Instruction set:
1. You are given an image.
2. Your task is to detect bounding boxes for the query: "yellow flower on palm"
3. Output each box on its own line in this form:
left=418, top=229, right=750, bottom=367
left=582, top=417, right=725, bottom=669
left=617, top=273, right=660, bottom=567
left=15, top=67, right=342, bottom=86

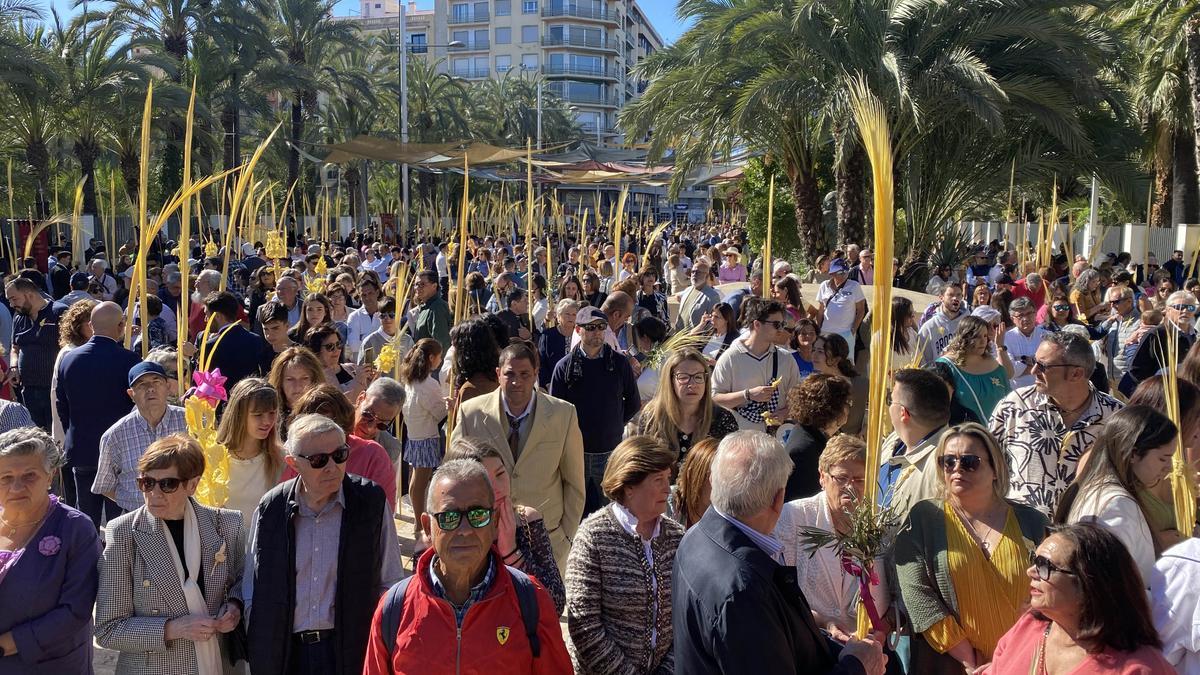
left=204, top=240, right=218, bottom=257
left=375, top=343, right=398, bottom=374
left=306, top=276, right=327, bottom=295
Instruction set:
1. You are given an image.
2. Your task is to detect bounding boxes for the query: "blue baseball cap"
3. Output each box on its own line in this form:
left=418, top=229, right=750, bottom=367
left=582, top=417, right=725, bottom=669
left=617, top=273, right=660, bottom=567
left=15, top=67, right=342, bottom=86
left=128, top=361, right=168, bottom=388
left=829, top=258, right=849, bottom=274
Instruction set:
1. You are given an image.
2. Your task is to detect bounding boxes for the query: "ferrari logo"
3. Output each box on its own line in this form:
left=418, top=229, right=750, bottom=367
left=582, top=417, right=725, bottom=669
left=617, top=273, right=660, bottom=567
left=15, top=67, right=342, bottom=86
left=496, top=627, right=511, bottom=645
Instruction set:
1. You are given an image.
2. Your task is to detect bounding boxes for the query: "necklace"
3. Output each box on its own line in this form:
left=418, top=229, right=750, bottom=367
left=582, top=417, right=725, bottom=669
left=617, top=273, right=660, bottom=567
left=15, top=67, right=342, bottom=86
left=1035, top=622, right=1052, bottom=675
left=0, top=499, right=51, bottom=538
left=953, top=502, right=1002, bottom=555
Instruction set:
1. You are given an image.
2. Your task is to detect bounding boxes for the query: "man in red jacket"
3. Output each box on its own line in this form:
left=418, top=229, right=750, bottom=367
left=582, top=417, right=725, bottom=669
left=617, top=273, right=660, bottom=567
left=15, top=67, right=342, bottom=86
left=363, top=459, right=571, bottom=674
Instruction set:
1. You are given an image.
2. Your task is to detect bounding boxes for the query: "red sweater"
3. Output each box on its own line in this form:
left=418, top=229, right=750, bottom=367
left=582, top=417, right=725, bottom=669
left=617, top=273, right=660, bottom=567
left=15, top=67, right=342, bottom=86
left=362, top=547, right=572, bottom=675
left=984, top=612, right=1176, bottom=674
left=281, top=435, right=396, bottom=508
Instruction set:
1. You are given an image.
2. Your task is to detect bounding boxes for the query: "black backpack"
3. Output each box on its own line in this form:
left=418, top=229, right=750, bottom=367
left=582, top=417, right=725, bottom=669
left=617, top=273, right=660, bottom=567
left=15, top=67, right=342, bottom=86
left=380, top=566, right=541, bottom=658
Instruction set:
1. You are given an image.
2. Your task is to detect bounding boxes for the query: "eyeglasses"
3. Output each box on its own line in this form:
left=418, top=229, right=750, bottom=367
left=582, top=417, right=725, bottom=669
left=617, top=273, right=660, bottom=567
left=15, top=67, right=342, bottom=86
left=1029, top=551, right=1075, bottom=581
left=380, top=312, right=396, bottom=320
left=761, top=320, right=785, bottom=329
left=827, top=473, right=866, bottom=488
left=297, top=444, right=350, bottom=469
left=673, top=372, right=706, bottom=386
left=1169, top=304, right=1198, bottom=313
left=938, top=454, right=983, bottom=473
left=581, top=323, right=605, bottom=332
left=136, top=476, right=184, bottom=494
left=359, top=408, right=390, bottom=431
left=1032, top=359, right=1075, bottom=372
left=432, top=506, right=493, bottom=531
left=320, top=342, right=343, bottom=353
left=1052, top=304, right=1071, bottom=312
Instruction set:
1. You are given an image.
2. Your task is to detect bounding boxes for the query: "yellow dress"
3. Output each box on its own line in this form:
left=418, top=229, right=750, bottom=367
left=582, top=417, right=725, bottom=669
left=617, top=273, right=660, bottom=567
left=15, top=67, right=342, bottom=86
left=924, top=502, right=1032, bottom=660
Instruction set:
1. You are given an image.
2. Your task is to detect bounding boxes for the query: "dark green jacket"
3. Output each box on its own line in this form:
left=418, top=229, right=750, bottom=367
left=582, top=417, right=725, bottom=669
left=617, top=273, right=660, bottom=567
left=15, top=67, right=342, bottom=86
left=414, top=294, right=451, bottom=351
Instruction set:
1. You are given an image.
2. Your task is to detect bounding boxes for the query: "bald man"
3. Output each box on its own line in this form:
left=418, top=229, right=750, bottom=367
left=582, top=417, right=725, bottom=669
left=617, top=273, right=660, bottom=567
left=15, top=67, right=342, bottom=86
left=55, top=301, right=142, bottom=525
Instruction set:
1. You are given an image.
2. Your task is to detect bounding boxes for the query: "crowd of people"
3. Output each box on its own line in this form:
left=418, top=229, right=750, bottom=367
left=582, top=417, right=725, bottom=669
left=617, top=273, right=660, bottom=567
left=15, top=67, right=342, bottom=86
left=0, top=225, right=1198, bottom=675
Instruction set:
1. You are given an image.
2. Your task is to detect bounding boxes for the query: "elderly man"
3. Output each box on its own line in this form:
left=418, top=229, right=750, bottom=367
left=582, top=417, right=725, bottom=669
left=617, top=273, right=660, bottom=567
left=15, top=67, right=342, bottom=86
left=92, top=362, right=187, bottom=515
left=187, top=268, right=222, bottom=337
left=675, top=259, right=721, bottom=332
left=991, top=331, right=1123, bottom=517
left=1125, top=290, right=1197, bottom=394
left=413, top=270, right=452, bottom=352
left=453, top=342, right=584, bottom=575
left=274, top=274, right=304, bottom=326
left=244, top=413, right=404, bottom=675
left=88, top=258, right=117, bottom=300
left=354, top=376, right=406, bottom=468
left=1005, top=297, right=1046, bottom=389
left=1099, top=284, right=1141, bottom=386
left=814, top=259, right=867, bottom=360
left=537, top=299, right=578, bottom=388
left=362, top=459, right=571, bottom=674
left=672, top=431, right=887, bottom=675
left=848, top=249, right=875, bottom=286
left=7, top=277, right=68, bottom=430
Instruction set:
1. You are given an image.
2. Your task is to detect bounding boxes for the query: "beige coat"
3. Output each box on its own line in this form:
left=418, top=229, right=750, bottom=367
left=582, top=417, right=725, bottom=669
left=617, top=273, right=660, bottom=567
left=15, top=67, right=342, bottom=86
left=452, top=388, right=585, bottom=576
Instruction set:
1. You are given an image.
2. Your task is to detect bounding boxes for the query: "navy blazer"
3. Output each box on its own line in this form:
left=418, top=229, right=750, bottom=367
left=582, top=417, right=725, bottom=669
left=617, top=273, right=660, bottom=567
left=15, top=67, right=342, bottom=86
left=56, top=336, right=141, bottom=467
left=203, top=323, right=268, bottom=390
left=672, top=508, right=865, bottom=675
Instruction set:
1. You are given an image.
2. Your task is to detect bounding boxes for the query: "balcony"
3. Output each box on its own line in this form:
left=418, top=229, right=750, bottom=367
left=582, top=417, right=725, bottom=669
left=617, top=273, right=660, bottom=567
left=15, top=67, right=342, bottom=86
left=542, top=5, right=619, bottom=25
left=541, top=35, right=617, bottom=52
left=448, top=39, right=490, bottom=52
left=448, top=10, right=489, bottom=24
left=546, top=87, right=618, bottom=107
left=451, top=66, right=492, bottom=79
left=542, top=63, right=615, bottom=80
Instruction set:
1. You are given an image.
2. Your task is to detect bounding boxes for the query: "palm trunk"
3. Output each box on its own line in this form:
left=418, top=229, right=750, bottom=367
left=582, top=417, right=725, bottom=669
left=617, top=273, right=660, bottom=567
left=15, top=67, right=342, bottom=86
left=1151, top=127, right=1173, bottom=229
left=24, top=137, right=50, bottom=218
left=1185, top=18, right=1200, bottom=213
left=120, top=147, right=139, bottom=211
left=74, top=138, right=100, bottom=216
left=836, top=143, right=866, bottom=247
left=288, top=92, right=303, bottom=202
left=1173, top=128, right=1199, bottom=227
left=787, top=164, right=825, bottom=267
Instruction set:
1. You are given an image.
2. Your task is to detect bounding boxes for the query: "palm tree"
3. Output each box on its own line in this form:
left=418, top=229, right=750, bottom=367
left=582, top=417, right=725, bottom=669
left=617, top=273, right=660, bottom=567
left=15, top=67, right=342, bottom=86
left=268, top=0, right=358, bottom=200
left=319, top=37, right=385, bottom=226
left=469, top=72, right=579, bottom=146
left=2, top=19, right=60, bottom=217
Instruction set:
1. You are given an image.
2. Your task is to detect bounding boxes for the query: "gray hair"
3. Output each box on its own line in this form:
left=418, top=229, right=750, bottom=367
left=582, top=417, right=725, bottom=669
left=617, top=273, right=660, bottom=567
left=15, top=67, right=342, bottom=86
left=165, top=271, right=182, bottom=284
left=1106, top=285, right=1133, bottom=301
left=1026, top=272, right=1042, bottom=287
left=285, top=413, right=346, bottom=455
left=1010, top=297, right=1034, bottom=313
left=1167, top=290, right=1198, bottom=307
left=1042, top=331, right=1095, bottom=372
left=709, top=431, right=792, bottom=520
left=555, top=298, right=581, bottom=315
left=90, top=258, right=108, bottom=270
left=426, top=458, right=494, bottom=513
left=365, top=376, right=406, bottom=408
left=0, top=427, right=65, bottom=473
left=197, top=269, right=221, bottom=288
left=1073, top=269, right=1099, bottom=293
left=144, top=348, right=178, bottom=375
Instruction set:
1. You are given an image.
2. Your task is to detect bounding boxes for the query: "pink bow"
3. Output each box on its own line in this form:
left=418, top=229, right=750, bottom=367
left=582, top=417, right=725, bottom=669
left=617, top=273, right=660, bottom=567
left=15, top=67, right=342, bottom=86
left=841, top=555, right=885, bottom=632
left=192, top=369, right=228, bottom=406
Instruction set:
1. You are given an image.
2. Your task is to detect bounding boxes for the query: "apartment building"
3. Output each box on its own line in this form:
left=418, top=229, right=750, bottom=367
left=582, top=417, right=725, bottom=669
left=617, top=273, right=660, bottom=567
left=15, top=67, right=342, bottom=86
left=340, top=0, right=435, bottom=52
left=432, top=0, right=664, bottom=144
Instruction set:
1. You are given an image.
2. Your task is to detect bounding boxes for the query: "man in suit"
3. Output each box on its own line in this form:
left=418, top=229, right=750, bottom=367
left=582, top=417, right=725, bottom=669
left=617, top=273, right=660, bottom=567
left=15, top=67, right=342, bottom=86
left=451, top=341, right=584, bottom=576
left=200, top=291, right=268, bottom=391
left=672, top=430, right=887, bottom=675
left=56, top=301, right=141, bottom=526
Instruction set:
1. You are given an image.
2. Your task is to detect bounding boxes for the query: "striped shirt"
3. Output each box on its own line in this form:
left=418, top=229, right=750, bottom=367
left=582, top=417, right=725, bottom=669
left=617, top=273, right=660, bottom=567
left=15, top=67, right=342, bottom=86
left=12, top=300, right=67, bottom=388
left=92, top=406, right=187, bottom=510
left=0, top=399, right=33, bottom=432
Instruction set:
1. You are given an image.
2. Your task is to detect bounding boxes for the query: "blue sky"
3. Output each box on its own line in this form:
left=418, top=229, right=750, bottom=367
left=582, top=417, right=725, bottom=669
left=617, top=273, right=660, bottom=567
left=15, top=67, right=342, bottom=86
left=45, top=0, right=691, bottom=43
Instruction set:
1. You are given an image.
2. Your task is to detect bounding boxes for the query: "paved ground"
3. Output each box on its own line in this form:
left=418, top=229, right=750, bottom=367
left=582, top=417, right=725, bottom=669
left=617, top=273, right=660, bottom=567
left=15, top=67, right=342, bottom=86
left=92, top=497, right=569, bottom=673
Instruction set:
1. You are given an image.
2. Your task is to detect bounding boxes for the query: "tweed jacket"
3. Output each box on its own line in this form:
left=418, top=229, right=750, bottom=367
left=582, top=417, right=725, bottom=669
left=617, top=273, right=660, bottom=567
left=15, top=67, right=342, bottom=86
left=451, top=388, right=585, bottom=574
left=564, top=505, right=684, bottom=674
left=894, top=498, right=1048, bottom=635
left=94, top=499, right=245, bottom=675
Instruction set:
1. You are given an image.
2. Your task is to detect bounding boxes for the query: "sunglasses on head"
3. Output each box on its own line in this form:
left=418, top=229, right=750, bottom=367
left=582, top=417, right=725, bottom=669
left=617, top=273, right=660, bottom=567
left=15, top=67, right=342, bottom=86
left=297, top=444, right=350, bottom=469
left=433, top=506, right=493, bottom=531
left=1029, top=550, right=1075, bottom=581
left=939, top=454, right=984, bottom=473
left=136, top=476, right=184, bottom=494
left=320, top=342, right=342, bottom=352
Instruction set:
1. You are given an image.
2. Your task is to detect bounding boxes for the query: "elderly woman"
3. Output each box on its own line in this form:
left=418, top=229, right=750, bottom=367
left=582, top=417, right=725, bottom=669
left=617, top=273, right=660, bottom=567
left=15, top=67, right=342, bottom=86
left=775, top=435, right=890, bottom=639
left=985, top=524, right=1173, bottom=674
left=95, top=435, right=244, bottom=675
left=565, top=436, right=683, bottom=674
left=1070, top=269, right=1109, bottom=325
left=624, top=349, right=738, bottom=463
left=783, top=372, right=853, bottom=500
left=1054, top=405, right=1175, bottom=586
left=0, top=428, right=101, bottom=674
left=896, top=423, right=1048, bottom=674
left=445, top=439, right=566, bottom=614
left=934, top=315, right=1013, bottom=421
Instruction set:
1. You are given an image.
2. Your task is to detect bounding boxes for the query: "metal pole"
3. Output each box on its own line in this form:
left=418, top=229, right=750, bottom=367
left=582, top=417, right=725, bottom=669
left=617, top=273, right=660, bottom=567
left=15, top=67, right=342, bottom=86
left=536, top=81, right=543, bottom=151
left=1085, top=173, right=1099, bottom=262
left=400, top=2, right=410, bottom=239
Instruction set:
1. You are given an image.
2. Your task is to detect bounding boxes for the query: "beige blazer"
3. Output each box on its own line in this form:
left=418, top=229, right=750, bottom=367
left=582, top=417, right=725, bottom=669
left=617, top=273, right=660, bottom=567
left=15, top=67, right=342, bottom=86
left=452, top=388, right=585, bottom=575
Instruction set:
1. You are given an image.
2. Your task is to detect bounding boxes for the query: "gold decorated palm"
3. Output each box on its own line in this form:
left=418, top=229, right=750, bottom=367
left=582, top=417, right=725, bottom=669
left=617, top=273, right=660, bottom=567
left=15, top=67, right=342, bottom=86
left=187, top=396, right=230, bottom=507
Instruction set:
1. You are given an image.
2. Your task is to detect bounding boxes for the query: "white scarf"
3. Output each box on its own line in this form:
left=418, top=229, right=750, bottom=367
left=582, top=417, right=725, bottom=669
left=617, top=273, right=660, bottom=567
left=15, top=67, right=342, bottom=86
left=161, top=501, right=222, bottom=675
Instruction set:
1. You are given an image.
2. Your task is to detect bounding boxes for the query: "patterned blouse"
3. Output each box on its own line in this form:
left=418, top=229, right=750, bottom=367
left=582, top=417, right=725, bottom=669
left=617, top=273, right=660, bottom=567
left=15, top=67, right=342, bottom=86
left=515, top=506, right=565, bottom=615
left=624, top=404, right=739, bottom=462
left=989, top=384, right=1123, bottom=518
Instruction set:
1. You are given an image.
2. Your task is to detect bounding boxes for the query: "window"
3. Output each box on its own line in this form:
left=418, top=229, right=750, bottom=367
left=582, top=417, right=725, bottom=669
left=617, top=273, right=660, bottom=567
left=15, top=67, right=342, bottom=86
left=409, top=33, right=427, bottom=53
left=452, top=58, right=470, bottom=76
left=374, top=3, right=381, bottom=8
left=521, top=25, right=538, bottom=43
left=474, top=57, right=488, bottom=75
left=496, top=54, right=512, bottom=72
left=452, top=3, right=469, bottom=21
left=521, top=53, right=538, bottom=70
left=522, top=0, right=538, bottom=13
left=474, top=1, right=488, bottom=18
left=495, top=27, right=511, bottom=44
left=495, top=0, right=512, bottom=15
left=452, top=30, right=469, bottom=47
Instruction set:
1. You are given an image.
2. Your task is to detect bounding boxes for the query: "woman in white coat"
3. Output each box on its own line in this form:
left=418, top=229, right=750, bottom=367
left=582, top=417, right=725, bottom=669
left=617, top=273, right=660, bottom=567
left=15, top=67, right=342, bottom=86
left=1053, top=405, right=1176, bottom=587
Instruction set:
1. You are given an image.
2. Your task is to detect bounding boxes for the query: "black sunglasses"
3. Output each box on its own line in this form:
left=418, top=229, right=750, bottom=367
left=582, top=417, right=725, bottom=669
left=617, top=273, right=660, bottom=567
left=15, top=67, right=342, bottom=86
left=1029, top=550, right=1075, bottom=581
left=939, top=454, right=983, bottom=473
left=136, top=476, right=184, bottom=494
left=379, top=311, right=396, bottom=320
left=320, top=342, right=343, bottom=352
left=433, top=506, right=494, bottom=531
left=359, top=408, right=390, bottom=431
left=581, top=323, right=605, bottom=332
left=297, top=444, right=350, bottom=469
